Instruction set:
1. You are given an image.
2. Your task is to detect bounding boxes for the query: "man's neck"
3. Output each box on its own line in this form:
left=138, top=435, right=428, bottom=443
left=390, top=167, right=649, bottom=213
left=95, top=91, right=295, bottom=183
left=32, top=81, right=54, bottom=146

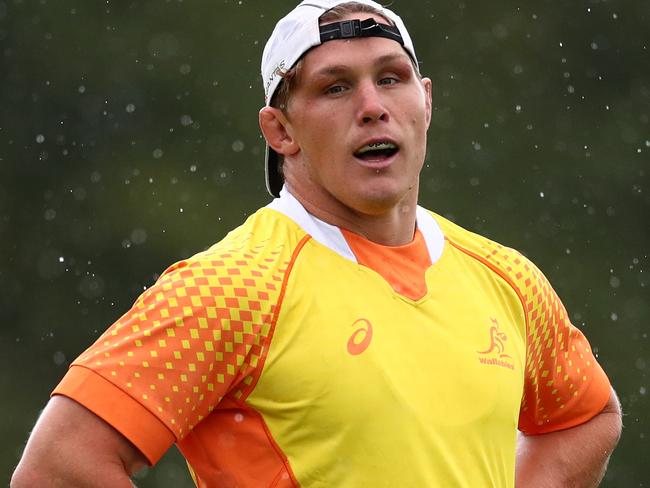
left=284, top=184, right=419, bottom=246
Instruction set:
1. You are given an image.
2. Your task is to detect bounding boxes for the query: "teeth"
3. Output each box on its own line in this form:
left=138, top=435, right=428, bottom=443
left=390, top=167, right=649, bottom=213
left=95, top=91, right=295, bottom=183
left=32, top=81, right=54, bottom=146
left=356, top=142, right=397, bottom=155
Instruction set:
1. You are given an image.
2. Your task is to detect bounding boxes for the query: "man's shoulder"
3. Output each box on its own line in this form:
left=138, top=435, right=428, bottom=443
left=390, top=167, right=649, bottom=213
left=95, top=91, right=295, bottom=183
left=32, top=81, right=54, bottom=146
left=162, top=207, right=309, bottom=281
left=140, top=207, right=310, bottom=313
left=423, top=208, right=542, bottom=292
left=208, top=206, right=307, bottom=254
left=422, top=209, right=507, bottom=254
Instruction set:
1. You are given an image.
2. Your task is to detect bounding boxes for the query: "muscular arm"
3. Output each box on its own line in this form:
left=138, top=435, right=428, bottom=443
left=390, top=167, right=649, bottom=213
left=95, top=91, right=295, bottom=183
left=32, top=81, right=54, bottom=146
left=515, top=389, right=622, bottom=488
left=11, top=396, right=148, bottom=488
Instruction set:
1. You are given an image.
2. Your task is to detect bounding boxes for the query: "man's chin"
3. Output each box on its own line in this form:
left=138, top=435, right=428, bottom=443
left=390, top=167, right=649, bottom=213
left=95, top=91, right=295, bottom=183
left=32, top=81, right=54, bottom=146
left=342, top=182, right=417, bottom=216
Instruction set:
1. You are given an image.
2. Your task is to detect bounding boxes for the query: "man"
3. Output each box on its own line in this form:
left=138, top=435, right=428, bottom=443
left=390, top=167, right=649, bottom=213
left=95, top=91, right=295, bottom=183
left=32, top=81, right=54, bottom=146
left=12, top=1, right=621, bottom=487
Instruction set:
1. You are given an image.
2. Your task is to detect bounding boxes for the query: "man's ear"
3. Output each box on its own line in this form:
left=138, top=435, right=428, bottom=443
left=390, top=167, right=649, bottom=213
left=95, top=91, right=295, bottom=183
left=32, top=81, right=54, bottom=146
left=421, top=77, right=433, bottom=128
left=259, top=107, right=299, bottom=157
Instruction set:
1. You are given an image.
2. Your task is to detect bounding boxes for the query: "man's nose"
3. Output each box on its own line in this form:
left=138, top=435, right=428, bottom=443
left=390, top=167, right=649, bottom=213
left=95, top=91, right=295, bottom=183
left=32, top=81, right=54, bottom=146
left=356, top=82, right=389, bottom=124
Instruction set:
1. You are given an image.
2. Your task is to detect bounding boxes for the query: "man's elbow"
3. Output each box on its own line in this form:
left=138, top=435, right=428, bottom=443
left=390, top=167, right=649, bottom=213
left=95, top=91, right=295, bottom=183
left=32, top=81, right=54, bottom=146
left=603, top=388, right=623, bottom=447
left=10, top=461, right=51, bottom=488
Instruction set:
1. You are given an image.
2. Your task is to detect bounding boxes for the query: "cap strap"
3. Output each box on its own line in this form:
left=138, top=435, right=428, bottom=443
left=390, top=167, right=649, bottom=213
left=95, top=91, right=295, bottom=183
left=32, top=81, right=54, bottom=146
left=319, top=18, right=404, bottom=45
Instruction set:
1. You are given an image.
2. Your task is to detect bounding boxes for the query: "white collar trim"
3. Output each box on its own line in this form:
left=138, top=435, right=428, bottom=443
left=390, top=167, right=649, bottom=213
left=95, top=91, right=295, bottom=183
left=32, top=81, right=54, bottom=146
left=266, top=186, right=445, bottom=265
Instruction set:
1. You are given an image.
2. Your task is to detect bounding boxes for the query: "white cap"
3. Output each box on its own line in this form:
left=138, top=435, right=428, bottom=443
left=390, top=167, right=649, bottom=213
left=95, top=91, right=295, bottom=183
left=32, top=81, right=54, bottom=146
left=261, top=0, right=419, bottom=198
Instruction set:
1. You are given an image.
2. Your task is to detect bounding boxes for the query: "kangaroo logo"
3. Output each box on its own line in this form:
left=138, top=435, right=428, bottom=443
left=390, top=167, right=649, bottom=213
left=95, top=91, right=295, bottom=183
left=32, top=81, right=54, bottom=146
left=478, top=317, right=511, bottom=359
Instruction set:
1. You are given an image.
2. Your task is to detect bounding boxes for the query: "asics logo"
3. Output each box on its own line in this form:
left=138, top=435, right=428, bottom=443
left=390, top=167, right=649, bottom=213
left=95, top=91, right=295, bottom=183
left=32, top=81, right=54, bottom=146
left=347, top=318, right=373, bottom=356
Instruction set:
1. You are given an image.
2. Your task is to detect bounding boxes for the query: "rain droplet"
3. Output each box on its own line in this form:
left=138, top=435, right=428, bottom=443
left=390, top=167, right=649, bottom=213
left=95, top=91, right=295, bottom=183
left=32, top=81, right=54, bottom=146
left=78, top=85, right=86, bottom=94
left=232, top=140, right=245, bottom=152
left=131, top=228, right=148, bottom=245
left=153, top=148, right=164, bottom=159
left=180, top=114, right=193, bottom=126
left=36, top=134, right=45, bottom=143
left=44, top=209, right=57, bottom=221
left=53, top=351, right=66, bottom=366
left=126, top=103, right=136, bottom=113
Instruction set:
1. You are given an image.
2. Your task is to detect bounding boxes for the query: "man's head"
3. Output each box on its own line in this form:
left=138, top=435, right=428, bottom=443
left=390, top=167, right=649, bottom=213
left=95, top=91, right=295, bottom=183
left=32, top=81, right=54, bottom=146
left=259, top=0, right=431, bottom=219
left=260, top=1, right=421, bottom=198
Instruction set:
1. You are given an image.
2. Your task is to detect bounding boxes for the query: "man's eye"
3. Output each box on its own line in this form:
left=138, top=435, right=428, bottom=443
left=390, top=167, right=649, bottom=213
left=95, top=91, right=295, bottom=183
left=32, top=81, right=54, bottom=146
left=379, top=77, right=398, bottom=86
left=326, top=85, right=346, bottom=95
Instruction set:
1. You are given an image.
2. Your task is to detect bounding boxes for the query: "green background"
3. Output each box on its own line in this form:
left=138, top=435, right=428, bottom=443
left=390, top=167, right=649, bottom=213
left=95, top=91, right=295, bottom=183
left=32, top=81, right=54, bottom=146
left=1, top=0, right=648, bottom=486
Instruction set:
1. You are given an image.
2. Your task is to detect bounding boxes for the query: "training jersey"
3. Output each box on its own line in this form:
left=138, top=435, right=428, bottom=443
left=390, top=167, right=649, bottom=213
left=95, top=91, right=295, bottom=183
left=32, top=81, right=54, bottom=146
left=54, top=188, right=611, bottom=487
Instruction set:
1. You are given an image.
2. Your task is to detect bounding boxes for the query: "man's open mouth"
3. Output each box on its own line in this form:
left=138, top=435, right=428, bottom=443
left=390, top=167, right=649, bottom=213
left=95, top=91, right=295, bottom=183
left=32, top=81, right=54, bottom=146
left=354, top=141, right=399, bottom=161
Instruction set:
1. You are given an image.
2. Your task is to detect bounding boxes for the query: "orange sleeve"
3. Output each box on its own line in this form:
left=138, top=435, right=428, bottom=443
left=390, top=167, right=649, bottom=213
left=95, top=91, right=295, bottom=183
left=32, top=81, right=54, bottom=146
left=518, top=261, right=611, bottom=434
left=52, top=250, right=281, bottom=462
left=52, top=366, right=175, bottom=464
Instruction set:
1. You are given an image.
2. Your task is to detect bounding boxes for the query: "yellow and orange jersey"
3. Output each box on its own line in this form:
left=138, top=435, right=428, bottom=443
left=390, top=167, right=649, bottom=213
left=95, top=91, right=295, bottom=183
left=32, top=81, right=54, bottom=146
left=54, top=189, right=611, bottom=487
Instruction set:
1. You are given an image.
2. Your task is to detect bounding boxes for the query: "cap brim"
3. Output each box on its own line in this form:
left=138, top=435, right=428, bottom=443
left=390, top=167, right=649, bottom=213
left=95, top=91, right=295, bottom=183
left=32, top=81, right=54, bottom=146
left=265, top=144, right=283, bottom=198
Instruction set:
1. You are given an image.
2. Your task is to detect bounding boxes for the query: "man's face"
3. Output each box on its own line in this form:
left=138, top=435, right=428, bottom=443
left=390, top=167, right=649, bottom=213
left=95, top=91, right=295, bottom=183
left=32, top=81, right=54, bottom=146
left=280, top=14, right=432, bottom=217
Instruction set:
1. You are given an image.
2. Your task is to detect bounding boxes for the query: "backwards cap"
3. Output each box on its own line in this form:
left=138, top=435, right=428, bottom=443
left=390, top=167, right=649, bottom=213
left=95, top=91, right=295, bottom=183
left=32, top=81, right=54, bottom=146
left=260, top=0, right=418, bottom=198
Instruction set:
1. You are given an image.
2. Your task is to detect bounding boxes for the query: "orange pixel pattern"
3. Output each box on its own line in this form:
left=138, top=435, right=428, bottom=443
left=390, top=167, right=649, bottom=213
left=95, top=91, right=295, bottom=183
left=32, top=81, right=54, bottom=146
left=73, top=234, right=290, bottom=440
left=478, top=240, right=611, bottom=433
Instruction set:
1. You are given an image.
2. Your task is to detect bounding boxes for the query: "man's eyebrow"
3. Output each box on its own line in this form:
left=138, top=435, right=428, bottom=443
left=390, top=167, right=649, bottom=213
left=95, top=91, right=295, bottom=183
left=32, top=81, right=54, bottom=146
left=374, top=53, right=412, bottom=66
left=312, top=64, right=353, bottom=79
left=311, top=53, right=412, bottom=79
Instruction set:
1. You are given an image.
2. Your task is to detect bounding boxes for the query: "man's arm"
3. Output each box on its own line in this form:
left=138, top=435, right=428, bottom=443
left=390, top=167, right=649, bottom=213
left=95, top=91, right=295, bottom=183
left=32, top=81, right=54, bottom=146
left=515, top=388, right=622, bottom=488
left=11, top=395, right=148, bottom=488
